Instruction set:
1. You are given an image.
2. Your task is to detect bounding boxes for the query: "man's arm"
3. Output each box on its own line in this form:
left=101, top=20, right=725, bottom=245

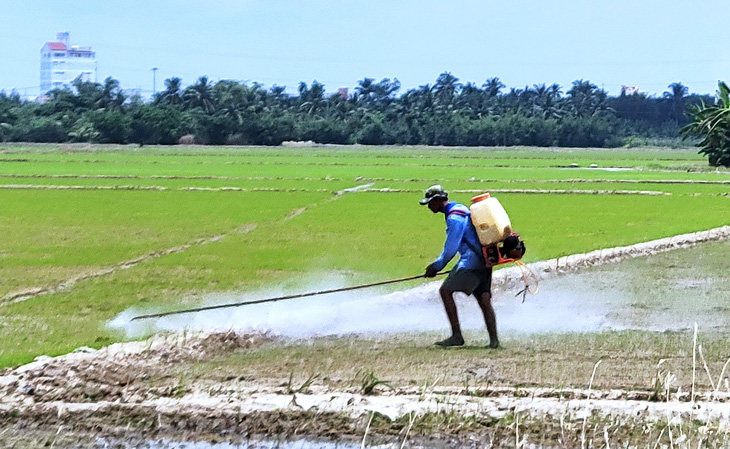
left=430, top=213, right=468, bottom=272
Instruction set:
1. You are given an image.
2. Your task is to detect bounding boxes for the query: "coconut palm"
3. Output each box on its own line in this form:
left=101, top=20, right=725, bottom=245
left=663, top=82, right=688, bottom=123
left=433, top=72, right=461, bottom=107
left=267, top=85, right=289, bottom=111
left=214, top=80, right=247, bottom=125
left=158, top=77, right=183, bottom=105
left=567, top=80, right=609, bottom=117
left=99, top=77, right=125, bottom=111
left=681, top=81, right=730, bottom=167
left=298, top=81, right=327, bottom=116
left=354, top=78, right=376, bottom=106
left=530, top=83, right=562, bottom=118
left=183, top=76, right=215, bottom=114
left=482, top=77, right=505, bottom=98
left=70, top=76, right=103, bottom=112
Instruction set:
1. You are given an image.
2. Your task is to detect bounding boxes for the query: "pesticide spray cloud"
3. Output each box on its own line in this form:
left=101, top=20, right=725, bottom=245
left=109, top=270, right=625, bottom=339
left=108, top=238, right=730, bottom=339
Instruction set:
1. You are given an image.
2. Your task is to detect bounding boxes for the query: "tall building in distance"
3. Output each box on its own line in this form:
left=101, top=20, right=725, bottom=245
left=40, top=32, right=96, bottom=94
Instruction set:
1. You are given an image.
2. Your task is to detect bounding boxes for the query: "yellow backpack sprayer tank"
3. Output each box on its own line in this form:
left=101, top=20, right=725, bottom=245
left=469, top=193, right=512, bottom=246
left=469, top=192, right=538, bottom=300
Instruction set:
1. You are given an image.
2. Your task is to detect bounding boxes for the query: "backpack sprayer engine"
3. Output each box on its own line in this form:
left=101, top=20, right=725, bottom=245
left=469, top=192, right=538, bottom=300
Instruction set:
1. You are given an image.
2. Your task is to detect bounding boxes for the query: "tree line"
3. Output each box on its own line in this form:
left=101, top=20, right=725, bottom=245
left=0, top=72, right=715, bottom=149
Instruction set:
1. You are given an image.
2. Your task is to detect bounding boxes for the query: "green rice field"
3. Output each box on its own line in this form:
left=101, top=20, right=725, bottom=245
left=0, top=143, right=728, bottom=368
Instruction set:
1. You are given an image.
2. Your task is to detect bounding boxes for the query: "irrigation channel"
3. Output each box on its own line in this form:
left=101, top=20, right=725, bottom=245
left=1, top=230, right=729, bottom=449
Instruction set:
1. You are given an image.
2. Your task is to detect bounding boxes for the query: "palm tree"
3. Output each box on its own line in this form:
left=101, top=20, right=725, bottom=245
left=298, top=81, right=327, bottom=116
left=372, top=78, right=400, bottom=110
left=354, top=78, right=376, bottom=107
left=567, top=79, right=608, bottom=117
left=99, top=77, right=125, bottom=111
left=681, top=81, right=730, bottom=167
left=482, top=77, right=505, bottom=98
left=158, top=77, right=183, bottom=105
left=433, top=72, right=461, bottom=107
left=183, top=76, right=215, bottom=114
left=214, top=80, right=247, bottom=125
left=664, top=82, right=688, bottom=123
left=531, top=83, right=562, bottom=118
left=267, top=85, right=289, bottom=110
left=71, top=76, right=103, bottom=112
left=457, top=82, right=484, bottom=117
left=400, top=84, right=434, bottom=113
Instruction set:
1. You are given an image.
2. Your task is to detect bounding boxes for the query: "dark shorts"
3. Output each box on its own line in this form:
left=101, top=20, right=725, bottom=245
left=442, top=266, right=493, bottom=297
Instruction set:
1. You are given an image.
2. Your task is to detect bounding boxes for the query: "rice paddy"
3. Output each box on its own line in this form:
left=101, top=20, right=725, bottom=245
left=1, top=143, right=729, bottom=367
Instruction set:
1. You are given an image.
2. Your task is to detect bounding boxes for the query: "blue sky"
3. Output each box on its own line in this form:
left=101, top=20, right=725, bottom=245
left=1, top=0, right=727, bottom=99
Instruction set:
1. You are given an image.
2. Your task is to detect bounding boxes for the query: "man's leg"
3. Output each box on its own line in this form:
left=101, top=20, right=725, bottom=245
left=436, top=283, right=464, bottom=346
left=476, top=291, right=499, bottom=348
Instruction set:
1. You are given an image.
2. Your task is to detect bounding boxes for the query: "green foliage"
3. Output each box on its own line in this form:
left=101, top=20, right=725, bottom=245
left=285, top=372, right=320, bottom=394
left=0, top=74, right=704, bottom=147
left=356, top=369, right=393, bottom=395
left=88, top=110, right=130, bottom=143
left=128, top=104, right=192, bottom=145
left=69, top=115, right=99, bottom=142
left=22, top=117, right=67, bottom=142
left=682, top=81, right=730, bottom=167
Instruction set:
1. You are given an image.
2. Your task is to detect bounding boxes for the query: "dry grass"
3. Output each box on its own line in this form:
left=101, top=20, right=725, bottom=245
left=175, top=330, right=726, bottom=394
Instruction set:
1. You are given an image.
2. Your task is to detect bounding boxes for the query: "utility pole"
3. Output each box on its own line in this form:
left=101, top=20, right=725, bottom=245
left=151, top=67, right=158, bottom=97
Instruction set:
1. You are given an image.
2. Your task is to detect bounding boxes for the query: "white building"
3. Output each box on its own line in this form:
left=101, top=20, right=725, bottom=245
left=40, top=32, right=96, bottom=94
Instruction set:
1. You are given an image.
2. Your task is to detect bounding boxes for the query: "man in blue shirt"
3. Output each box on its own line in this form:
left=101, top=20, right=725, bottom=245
left=421, top=185, right=499, bottom=348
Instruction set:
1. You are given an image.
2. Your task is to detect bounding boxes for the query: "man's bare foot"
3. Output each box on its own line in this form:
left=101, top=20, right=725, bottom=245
left=435, top=335, right=464, bottom=347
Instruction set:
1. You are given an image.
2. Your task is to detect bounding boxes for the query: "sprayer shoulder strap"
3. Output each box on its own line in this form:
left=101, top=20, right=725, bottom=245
left=446, top=207, right=484, bottom=257
left=445, top=204, right=470, bottom=220
left=446, top=209, right=468, bottom=218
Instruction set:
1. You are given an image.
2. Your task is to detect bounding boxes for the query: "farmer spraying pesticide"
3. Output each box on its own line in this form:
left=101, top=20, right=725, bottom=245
left=421, top=185, right=526, bottom=348
left=131, top=185, right=527, bottom=336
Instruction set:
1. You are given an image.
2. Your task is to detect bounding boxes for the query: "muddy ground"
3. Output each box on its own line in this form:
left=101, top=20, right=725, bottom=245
left=2, top=329, right=730, bottom=448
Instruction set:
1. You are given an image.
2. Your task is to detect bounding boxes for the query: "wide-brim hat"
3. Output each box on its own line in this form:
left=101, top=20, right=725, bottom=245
left=419, top=184, right=448, bottom=205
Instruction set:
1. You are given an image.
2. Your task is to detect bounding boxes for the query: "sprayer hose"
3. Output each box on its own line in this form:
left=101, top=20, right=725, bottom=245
left=131, top=270, right=452, bottom=321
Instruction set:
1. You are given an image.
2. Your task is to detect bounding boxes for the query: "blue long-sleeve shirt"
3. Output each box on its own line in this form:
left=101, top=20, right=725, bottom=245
left=431, top=202, right=485, bottom=271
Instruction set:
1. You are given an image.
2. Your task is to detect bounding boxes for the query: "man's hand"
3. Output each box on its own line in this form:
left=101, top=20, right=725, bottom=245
left=424, top=263, right=439, bottom=278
